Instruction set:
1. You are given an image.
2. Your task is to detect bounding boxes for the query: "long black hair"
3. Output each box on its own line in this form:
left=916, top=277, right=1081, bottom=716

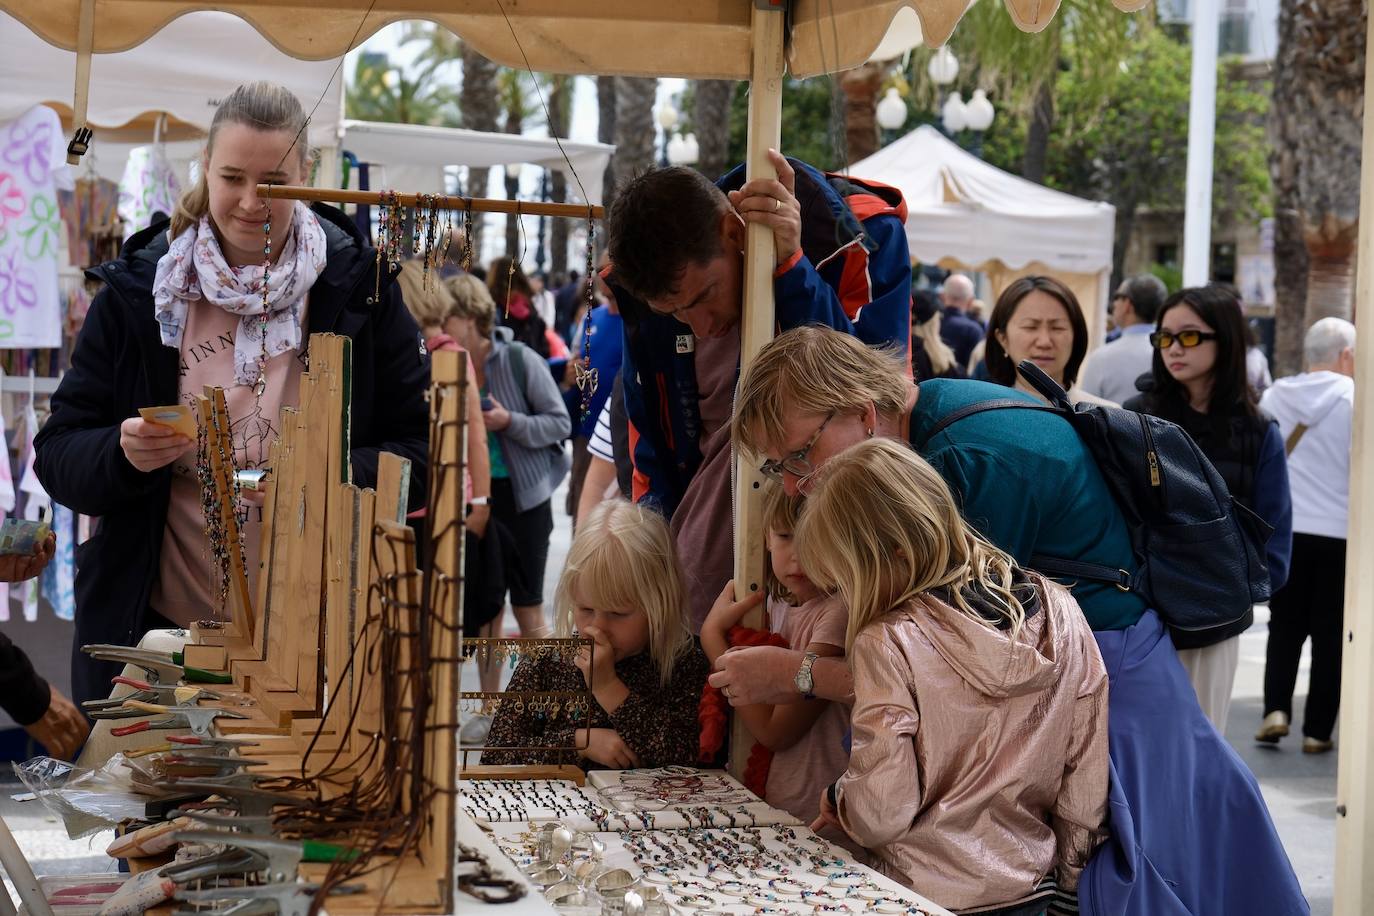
left=1147, top=285, right=1258, bottom=419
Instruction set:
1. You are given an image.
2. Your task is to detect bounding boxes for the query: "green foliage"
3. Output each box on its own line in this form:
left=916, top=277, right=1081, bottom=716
left=1149, top=261, right=1184, bottom=294
left=1045, top=27, right=1272, bottom=226
left=724, top=78, right=845, bottom=171
left=344, top=50, right=459, bottom=126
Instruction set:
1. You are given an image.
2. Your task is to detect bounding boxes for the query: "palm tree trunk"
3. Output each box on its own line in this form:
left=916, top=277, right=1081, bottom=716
left=613, top=77, right=658, bottom=193
left=547, top=76, right=573, bottom=280
left=1288, top=0, right=1365, bottom=324
left=839, top=63, right=883, bottom=166
left=1022, top=82, right=1054, bottom=184
left=1269, top=0, right=1309, bottom=377
left=460, top=46, right=499, bottom=263
left=693, top=79, right=735, bottom=180
left=597, top=76, right=618, bottom=220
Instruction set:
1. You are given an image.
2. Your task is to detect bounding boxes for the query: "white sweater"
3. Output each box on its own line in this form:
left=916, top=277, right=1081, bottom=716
left=1259, top=370, right=1354, bottom=540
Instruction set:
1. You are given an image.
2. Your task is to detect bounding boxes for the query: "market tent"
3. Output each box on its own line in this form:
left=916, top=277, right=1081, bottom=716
left=338, top=120, right=614, bottom=206
left=4, top=0, right=1151, bottom=77
left=0, top=10, right=344, bottom=150
left=850, top=124, right=1116, bottom=346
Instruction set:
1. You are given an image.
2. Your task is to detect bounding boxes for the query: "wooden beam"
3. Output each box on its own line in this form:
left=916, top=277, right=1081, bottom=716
left=728, top=0, right=785, bottom=782
left=1332, top=7, right=1374, bottom=910
left=256, top=185, right=602, bottom=221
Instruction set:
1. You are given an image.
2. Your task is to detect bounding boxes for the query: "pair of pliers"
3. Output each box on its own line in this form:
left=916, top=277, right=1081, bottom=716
left=124, top=733, right=259, bottom=760
left=100, top=699, right=249, bottom=737
left=172, top=881, right=363, bottom=916
left=83, top=644, right=234, bottom=685
left=169, top=830, right=360, bottom=885
left=83, top=676, right=221, bottom=712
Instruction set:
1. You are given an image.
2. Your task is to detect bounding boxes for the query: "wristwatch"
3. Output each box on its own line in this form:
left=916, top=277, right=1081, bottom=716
left=794, top=652, right=819, bottom=700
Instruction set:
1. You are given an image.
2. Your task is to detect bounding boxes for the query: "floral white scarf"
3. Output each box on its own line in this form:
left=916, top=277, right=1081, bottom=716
left=152, top=201, right=327, bottom=386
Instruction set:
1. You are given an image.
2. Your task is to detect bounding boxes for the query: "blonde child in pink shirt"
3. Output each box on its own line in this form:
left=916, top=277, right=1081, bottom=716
left=701, top=482, right=852, bottom=833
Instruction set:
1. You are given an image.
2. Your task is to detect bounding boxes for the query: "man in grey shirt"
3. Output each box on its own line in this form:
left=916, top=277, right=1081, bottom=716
left=1078, top=274, right=1168, bottom=404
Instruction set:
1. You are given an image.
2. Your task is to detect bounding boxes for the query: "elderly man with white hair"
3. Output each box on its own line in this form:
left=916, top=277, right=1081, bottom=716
left=1256, top=316, right=1356, bottom=754
left=937, top=273, right=985, bottom=371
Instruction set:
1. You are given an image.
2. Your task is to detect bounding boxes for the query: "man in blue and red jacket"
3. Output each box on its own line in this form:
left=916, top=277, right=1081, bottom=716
left=607, top=150, right=911, bottom=628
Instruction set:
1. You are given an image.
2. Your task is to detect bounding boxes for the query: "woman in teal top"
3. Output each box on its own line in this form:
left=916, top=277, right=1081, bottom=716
left=720, top=326, right=1308, bottom=916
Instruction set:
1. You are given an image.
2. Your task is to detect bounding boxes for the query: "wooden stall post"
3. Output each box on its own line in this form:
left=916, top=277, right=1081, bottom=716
left=1332, top=8, right=1374, bottom=910
left=728, top=0, right=786, bottom=781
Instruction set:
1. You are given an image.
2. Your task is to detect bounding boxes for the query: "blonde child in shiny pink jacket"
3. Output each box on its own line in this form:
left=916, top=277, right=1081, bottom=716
left=805, top=439, right=1109, bottom=916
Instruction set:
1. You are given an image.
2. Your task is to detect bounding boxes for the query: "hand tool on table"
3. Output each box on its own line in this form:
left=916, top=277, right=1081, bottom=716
left=97, top=700, right=248, bottom=737
left=83, top=644, right=234, bottom=685
left=169, top=830, right=360, bottom=885
left=83, top=676, right=222, bottom=712
left=155, top=782, right=306, bottom=819
left=124, top=733, right=260, bottom=760
left=172, top=881, right=363, bottom=916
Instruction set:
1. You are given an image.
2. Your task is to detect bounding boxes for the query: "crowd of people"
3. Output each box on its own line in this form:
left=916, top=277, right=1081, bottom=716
left=2, top=80, right=1351, bottom=916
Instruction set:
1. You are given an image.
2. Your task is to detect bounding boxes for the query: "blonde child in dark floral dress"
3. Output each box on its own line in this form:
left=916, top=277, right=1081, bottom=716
left=483, top=499, right=708, bottom=769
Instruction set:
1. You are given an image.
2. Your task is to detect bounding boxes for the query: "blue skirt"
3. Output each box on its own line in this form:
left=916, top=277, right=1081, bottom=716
left=1080, top=610, right=1308, bottom=916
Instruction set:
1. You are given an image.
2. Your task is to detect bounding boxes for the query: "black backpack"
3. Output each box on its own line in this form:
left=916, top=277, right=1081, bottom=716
left=919, top=361, right=1274, bottom=644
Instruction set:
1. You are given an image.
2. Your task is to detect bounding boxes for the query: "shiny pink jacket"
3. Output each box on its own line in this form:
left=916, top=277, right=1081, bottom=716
left=834, top=574, right=1109, bottom=912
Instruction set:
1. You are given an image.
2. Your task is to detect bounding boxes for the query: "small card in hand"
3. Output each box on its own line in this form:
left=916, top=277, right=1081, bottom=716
left=0, top=518, right=50, bottom=556
left=139, top=404, right=197, bottom=439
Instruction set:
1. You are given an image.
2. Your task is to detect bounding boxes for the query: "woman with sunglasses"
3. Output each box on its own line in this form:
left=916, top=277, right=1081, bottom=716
left=1124, top=285, right=1292, bottom=731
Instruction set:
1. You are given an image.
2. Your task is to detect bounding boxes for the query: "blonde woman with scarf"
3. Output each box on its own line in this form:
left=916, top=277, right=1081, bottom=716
left=36, top=82, right=430, bottom=706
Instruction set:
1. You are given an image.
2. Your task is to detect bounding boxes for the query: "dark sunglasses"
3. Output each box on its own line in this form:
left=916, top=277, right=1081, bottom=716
left=1151, top=330, right=1217, bottom=350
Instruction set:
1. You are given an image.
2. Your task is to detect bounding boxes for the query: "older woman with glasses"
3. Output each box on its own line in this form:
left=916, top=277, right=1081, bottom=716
left=1124, top=285, right=1292, bottom=733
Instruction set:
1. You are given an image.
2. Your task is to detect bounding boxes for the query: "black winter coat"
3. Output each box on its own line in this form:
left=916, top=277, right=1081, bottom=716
left=34, top=203, right=430, bottom=706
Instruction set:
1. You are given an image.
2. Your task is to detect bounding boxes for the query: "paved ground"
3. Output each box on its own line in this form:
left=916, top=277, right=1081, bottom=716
left=1, top=480, right=1340, bottom=911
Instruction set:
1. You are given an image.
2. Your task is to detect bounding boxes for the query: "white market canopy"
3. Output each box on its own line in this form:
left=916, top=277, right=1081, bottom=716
left=4, top=0, right=1151, bottom=78
left=850, top=124, right=1116, bottom=343
left=339, top=120, right=613, bottom=206
left=0, top=10, right=344, bottom=149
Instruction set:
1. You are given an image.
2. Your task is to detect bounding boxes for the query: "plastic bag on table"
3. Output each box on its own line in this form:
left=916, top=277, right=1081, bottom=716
left=12, top=756, right=151, bottom=839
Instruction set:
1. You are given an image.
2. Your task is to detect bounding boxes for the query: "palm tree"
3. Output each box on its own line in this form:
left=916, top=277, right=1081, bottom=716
left=344, top=51, right=458, bottom=126
left=1269, top=0, right=1311, bottom=376
left=597, top=76, right=618, bottom=216
left=498, top=70, right=543, bottom=258
left=546, top=75, right=575, bottom=280
left=693, top=79, right=736, bottom=180
left=460, top=45, right=500, bottom=261
left=614, top=78, right=658, bottom=191
left=839, top=63, right=885, bottom=165
left=1278, top=0, right=1365, bottom=326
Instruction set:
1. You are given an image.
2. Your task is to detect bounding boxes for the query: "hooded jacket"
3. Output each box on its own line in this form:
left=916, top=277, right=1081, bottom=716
left=616, top=159, right=912, bottom=516
left=34, top=203, right=430, bottom=705
left=1260, top=370, right=1354, bottom=540
left=835, top=574, right=1109, bottom=911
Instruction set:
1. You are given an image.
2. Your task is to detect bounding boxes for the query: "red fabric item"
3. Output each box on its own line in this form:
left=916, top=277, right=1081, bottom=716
left=697, top=624, right=791, bottom=798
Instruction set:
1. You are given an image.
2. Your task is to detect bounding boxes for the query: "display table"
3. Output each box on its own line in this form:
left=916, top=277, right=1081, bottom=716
left=457, top=768, right=954, bottom=915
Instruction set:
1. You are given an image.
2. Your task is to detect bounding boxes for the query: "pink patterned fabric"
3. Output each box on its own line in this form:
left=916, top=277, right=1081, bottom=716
left=152, top=201, right=326, bottom=386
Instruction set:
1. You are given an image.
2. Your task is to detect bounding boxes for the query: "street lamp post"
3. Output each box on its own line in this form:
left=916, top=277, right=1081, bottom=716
left=963, top=89, right=995, bottom=158
left=657, top=104, right=680, bottom=167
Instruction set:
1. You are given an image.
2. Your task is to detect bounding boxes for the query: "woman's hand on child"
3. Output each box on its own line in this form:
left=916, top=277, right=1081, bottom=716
left=574, top=626, right=620, bottom=692
left=810, top=785, right=842, bottom=833
left=576, top=728, right=642, bottom=769
left=704, top=580, right=765, bottom=632
left=120, top=417, right=193, bottom=472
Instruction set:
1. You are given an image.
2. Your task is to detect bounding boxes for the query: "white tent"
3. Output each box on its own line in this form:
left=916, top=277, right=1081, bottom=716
left=850, top=124, right=1117, bottom=345
left=0, top=10, right=345, bottom=182
left=339, top=120, right=614, bottom=206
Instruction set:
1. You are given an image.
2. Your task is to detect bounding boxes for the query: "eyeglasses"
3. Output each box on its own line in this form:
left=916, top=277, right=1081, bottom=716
left=1151, top=329, right=1218, bottom=350
left=759, top=411, right=835, bottom=483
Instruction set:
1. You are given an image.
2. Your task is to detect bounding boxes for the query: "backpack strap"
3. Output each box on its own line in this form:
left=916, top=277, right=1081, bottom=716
left=916, top=398, right=1058, bottom=449
left=507, top=340, right=528, bottom=404
left=918, top=396, right=1137, bottom=592
left=1284, top=422, right=1309, bottom=457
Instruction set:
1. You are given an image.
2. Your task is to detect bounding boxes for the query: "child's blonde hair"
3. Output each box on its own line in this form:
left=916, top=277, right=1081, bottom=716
left=396, top=259, right=458, bottom=331
left=795, top=439, right=1027, bottom=652
left=554, top=499, right=693, bottom=686
left=171, top=81, right=311, bottom=238
left=761, top=481, right=804, bottom=603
